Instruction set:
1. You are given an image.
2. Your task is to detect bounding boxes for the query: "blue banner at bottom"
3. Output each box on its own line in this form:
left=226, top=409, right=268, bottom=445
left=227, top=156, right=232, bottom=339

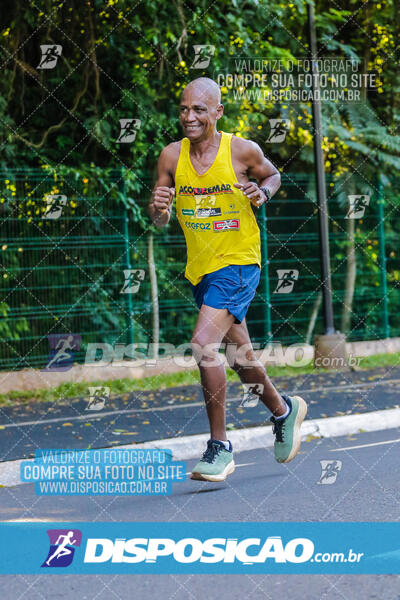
left=0, top=522, right=399, bottom=574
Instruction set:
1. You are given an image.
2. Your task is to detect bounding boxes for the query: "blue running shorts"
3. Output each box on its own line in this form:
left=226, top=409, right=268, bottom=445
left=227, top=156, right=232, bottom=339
left=189, top=264, right=261, bottom=324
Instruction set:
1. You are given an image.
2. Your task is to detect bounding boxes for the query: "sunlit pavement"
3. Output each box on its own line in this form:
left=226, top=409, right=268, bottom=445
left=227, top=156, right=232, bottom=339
left=1, top=365, right=399, bottom=461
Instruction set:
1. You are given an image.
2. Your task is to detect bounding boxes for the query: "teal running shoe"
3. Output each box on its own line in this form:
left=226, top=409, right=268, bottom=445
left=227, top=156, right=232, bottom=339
left=270, top=395, right=308, bottom=463
left=191, top=439, right=235, bottom=482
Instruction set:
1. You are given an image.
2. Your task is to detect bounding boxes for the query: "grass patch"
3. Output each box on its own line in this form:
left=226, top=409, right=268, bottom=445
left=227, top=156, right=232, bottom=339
left=0, top=351, right=399, bottom=407
left=357, top=352, right=400, bottom=370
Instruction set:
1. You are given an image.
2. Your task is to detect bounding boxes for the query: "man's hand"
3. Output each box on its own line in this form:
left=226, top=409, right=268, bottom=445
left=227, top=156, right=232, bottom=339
left=234, top=182, right=266, bottom=207
left=152, top=186, right=175, bottom=213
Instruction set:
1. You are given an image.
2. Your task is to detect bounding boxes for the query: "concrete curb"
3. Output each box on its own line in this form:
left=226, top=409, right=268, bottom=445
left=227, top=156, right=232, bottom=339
left=1, top=407, right=399, bottom=488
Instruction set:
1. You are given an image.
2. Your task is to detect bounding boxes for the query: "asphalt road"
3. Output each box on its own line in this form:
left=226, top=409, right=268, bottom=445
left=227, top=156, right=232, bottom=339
left=1, top=427, right=400, bottom=599
left=1, top=365, right=400, bottom=461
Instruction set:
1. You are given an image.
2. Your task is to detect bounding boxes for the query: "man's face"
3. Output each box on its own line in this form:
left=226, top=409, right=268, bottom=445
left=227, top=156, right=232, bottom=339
left=179, top=86, right=223, bottom=141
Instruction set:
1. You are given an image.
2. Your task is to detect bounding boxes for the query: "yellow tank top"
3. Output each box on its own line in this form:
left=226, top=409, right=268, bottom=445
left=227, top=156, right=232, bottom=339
left=175, top=131, right=261, bottom=285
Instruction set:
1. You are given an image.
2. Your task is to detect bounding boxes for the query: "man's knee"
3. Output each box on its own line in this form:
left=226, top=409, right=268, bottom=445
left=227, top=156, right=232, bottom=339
left=190, top=337, right=223, bottom=367
left=226, top=342, right=259, bottom=368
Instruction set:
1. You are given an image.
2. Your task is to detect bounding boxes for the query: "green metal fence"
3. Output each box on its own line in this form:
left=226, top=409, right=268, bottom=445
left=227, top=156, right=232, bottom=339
left=1, top=169, right=399, bottom=371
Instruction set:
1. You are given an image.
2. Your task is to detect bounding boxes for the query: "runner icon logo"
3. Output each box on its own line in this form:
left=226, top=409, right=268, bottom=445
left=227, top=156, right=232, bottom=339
left=317, top=460, right=342, bottom=485
left=43, top=194, right=67, bottom=220
left=240, top=383, right=264, bottom=407
left=37, top=45, right=62, bottom=69
left=86, top=386, right=110, bottom=411
left=43, top=334, right=82, bottom=372
left=116, top=119, right=141, bottom=143
left=120, top=269, right=145, bottom=294
left=274, top=269, right=299, bottom=293
left=42, top=529, right=82, bottom=568
left=266, top=119, right=290, bottom=143
left=346, top=195, right=370, bottom=219
left=190, top=45, right=215, bottom=69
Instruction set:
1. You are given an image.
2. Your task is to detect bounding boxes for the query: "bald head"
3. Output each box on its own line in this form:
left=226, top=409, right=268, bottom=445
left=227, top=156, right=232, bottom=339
left=179, top=78, right=224, bottom=141
left=181, top=78, right=221, bottom=106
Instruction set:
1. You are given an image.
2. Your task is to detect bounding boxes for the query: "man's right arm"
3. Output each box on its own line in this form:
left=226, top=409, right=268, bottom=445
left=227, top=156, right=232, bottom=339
left=148, top=143, right=179, bottom=228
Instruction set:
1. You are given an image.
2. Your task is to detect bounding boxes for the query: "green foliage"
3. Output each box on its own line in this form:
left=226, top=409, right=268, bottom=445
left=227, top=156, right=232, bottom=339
left=1, top=1, right=398, bottom=192
left=1, top=0, right=400, bottom=367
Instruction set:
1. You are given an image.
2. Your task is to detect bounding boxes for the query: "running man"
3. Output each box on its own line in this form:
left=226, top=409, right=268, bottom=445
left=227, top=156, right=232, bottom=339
left=45, top=531, right=77, bottom=566
left=45, top=334, right=76, bottom=369
left=148, top=77, right=307, bottom=482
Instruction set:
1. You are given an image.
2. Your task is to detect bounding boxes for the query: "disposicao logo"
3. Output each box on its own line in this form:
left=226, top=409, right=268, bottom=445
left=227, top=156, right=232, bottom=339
left=42, top=529, right=82, bottom=568
left=83, top=536, right=314, bottom=564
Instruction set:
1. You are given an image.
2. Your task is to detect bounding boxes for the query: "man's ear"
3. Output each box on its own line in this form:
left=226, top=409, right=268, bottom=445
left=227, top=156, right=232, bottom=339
left=216, top=103, right=224, bottom=120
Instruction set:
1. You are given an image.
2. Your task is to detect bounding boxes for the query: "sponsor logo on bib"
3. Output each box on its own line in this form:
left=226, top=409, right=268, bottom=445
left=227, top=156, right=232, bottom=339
left=194, top=194, right=216, bottom=210
left=184, top=221, right=211, bottom=231
left=179, top=184, right=233, bottom=196
left=213, top=219, right=240, bottom=232
left=197, top=207, right=222, bottom=218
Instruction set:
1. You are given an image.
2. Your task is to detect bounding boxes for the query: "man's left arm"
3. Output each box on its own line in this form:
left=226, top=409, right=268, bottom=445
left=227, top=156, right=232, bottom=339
left=234, top=140, right=281, bottom=207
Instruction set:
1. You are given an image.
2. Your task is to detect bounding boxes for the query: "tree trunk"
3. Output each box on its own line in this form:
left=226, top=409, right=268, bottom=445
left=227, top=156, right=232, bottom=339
left=341, top=213, right=356, bottom=334
left=148, top=232, right=159, bottom=359
left=306, top=290, right=322, bottom=345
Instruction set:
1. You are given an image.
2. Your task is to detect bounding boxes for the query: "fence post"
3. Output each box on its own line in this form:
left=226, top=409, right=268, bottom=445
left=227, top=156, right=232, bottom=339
left=119, top=169, right=135, bottom=347
left=377, top=179, right=390, bottom=338
left=259, top=203, right=272, bottom=342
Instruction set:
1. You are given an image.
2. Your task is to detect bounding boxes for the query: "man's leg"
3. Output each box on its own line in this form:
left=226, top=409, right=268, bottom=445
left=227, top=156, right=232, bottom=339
left=191, top=304, right=235, bottom=440
left=190, top=305, right=236, bottom=482
left=222, top=318, right=287, bottom=417
left=223, top=318, right=307, bottom=463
